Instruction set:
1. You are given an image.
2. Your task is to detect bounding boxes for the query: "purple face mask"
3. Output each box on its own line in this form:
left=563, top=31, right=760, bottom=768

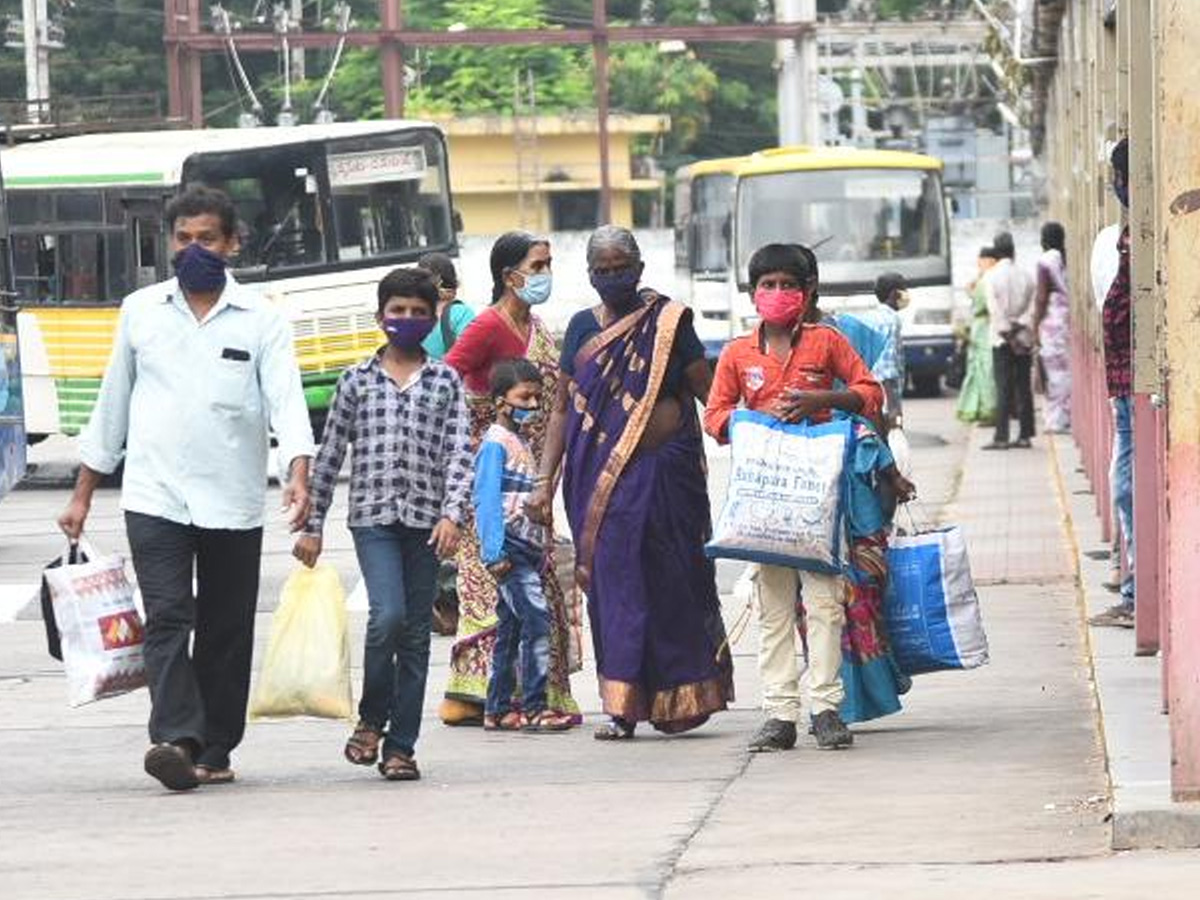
left=590, top=267, right=642, bottom=313
left=382, top=316, right=436, bottom=349
left=173, top=243, right=228, bottom=294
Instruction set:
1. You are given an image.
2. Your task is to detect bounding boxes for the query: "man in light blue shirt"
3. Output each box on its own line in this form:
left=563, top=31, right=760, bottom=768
left=58, top=186, right=314, bottom=791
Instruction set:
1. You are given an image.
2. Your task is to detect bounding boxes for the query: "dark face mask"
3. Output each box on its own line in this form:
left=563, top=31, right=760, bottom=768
left=590, top=267, right=642, bottom=312
left=1113, top=179, right=1129, bottom=209
left=173, top=243, right=228, bottom=294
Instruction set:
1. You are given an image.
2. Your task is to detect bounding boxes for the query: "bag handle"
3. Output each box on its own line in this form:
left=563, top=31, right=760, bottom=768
left=899, top=499, right=937, bottom=536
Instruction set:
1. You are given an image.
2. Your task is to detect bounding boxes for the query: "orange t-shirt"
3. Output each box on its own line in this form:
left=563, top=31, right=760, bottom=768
left=703, top=323, right=882, bottom=443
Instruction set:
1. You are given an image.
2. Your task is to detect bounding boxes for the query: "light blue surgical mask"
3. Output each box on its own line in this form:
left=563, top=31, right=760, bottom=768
left=515, top=272, right=553, bottom=306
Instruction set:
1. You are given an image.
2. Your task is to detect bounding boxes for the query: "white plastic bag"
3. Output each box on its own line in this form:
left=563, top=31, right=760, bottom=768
left=44, top=540, right=148, bottom=707
left=249, top=565, right=353, bottom=721
left=888, top=427, right=914, bottom=479
left=707, top=411, right=854, bottom=574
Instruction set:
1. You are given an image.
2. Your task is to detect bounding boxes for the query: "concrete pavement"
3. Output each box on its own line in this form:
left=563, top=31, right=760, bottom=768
left=2, top=397, right=1198, bottom=899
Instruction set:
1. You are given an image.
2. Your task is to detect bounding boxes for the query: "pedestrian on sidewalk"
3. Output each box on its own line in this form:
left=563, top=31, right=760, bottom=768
left=828, top=272, right=906, bottom=433
left=1091, top=139, right=1137, bottom=629
left=417, top=252, right=475, bottom=638
left=439, top=232, right=582, bottom=729
left=956, top=246, right=999, bottom=425
left=58, top=187, right=315, bottom=791
left=420, top=252, right=475, bottom=362
left=530, top=225, right=732, bottom=740
left=1033, top=222, right=1073, bottom=434
left=704, top=243, right=883, bottom=752
left=982, top=231, right=1036, bottom=450
left=294, top=267, right=473, bottom=781
left=475, top=359, right=573, bottom=733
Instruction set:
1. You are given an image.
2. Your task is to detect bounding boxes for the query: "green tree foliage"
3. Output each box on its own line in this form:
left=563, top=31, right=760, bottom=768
left=0, top=0, right=165, bottom=105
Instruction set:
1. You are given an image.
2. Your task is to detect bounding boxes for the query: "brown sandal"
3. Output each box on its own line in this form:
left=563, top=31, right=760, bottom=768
left=483, top=710, right=526, bottom=731
left=344, top=721, right=383, bottom=766
left=378, top=752, right=421, bottom=781
left=524, top=710, right=575, bottom=733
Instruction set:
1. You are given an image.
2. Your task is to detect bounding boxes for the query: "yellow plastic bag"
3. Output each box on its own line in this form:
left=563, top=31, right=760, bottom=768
left=249, top=565, right=353, bottom=721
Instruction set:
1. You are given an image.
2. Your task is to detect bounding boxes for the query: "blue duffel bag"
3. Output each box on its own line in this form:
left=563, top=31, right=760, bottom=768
left=883, top=525, right=989, bottom=675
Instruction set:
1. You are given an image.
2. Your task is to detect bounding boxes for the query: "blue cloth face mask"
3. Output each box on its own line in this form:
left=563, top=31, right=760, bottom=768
left=515, top=272, right=553, bottom=306
left=510, top=405, right=542, bottom=426
left=382, top=316, right=436, bottom=349
left=590, top=268, right=642, bottom=312
left=173, top=243, right=228, bottom=294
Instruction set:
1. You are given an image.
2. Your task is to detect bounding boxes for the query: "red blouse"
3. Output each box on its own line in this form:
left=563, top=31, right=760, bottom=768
left=444, top=306, right=531, bottom=394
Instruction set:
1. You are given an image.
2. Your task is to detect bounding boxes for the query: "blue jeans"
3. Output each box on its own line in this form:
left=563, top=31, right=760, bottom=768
left=1111, top=396, right=1135, bottom=606
left=351, top=523, right=437, bottom=757
left=486, top=549, right=551, bottom=717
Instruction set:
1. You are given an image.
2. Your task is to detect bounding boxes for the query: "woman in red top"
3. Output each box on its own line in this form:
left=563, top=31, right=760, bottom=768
left=439, top=232, right=581, bottom=728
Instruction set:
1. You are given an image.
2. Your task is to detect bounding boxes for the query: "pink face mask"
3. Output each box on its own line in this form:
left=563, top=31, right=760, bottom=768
left=754, top=287, right=808, bottom=326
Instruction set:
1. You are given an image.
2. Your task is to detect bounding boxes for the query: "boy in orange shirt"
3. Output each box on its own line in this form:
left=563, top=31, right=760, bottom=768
left=704, top=243, right=882, bottom=753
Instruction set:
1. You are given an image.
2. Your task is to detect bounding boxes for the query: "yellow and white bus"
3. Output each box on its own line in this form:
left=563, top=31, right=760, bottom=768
left=676, top=146, right=954, bottom=394
left=672, top=155, right=746, bottom=355
left=0, top=120, right=457, bottom=441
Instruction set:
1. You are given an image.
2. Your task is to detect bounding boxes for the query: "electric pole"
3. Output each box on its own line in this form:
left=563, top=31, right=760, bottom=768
left=776, top=0, right=819, bottom=146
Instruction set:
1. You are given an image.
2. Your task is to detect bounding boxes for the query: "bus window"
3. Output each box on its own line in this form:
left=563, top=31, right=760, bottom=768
left=185, top=146, right=328, bottom=271
left=690, top=174, right=734, bottom=276
left=327, top=135, right=452, bottom=261
left=10, top=230, right=126, bottom=304
left=673, top=177, right=691, bottom=269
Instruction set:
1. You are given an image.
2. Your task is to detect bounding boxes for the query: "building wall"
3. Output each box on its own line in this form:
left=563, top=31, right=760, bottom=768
left=437, top=115, right=664, bottom=235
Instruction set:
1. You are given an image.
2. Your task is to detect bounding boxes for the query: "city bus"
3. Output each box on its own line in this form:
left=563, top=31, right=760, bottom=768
left=676, top=146, right=954, bottom=394
left=0, top=121, right=457, bottom=441
left=673, top=155, right=747, bottom=355
left=0, top=155, right=27, bottom=501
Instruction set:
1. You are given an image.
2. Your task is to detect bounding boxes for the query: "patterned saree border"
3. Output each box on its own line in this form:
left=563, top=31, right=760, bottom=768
left=598, top=672, right=734, bottom=729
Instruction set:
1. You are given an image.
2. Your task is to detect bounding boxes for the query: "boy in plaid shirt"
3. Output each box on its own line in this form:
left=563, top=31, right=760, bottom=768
left=295, top=267, right=472, bottom=781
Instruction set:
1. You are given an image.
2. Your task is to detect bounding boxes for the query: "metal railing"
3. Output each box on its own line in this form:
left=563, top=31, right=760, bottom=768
left=0, top=94, right=173, bottom=143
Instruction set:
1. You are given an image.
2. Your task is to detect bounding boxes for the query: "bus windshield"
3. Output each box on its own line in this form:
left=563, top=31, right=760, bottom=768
left=184, top=129, right=453, bottom=273
left=735, top=167, right=949, bottom=290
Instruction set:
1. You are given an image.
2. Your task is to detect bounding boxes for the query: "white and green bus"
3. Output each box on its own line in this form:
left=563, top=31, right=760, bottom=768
left=0, top=121, right=458, bottom=441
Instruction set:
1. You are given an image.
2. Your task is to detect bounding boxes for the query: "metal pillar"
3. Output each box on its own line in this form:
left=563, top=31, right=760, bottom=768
left=379, top=0, right=406, bottom=118
left=593, top=0, right=613, bottom=223
left=22, top=0, right=51, bottom=123
left=165, top=0, right=203, bottom=126
left=776, top=0, right=818, bottom=145
left=1159, top=0, right=1200, bottom=802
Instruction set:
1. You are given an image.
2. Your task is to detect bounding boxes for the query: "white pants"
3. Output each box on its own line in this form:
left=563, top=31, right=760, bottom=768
left=755, top=563, right=846, bottom=721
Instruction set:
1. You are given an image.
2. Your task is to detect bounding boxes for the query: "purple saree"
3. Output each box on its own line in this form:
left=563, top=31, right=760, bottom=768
left=562, top=295, right=733, bottom=732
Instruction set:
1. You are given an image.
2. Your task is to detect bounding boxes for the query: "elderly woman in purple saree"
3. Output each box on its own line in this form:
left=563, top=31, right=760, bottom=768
left=531, top=226, right=732, bottom=739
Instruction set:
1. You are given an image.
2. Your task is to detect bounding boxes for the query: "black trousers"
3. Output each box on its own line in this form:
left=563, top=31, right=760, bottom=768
left=125, top=511, right=263, bottom=769
left=992, top=345, right=1035, bottom=444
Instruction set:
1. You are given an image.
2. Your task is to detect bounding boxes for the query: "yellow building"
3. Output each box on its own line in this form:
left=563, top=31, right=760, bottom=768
left=431, top=113, right=669, bottom=234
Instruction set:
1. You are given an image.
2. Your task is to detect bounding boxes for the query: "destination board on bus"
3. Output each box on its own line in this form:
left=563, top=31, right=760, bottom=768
left=327, top=147, right=427, bottom=188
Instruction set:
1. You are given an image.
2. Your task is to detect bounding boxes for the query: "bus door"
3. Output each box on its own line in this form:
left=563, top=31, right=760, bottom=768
left=0, top=167, right=28, bottom=499
left=123, top=199, right=166, bottom=289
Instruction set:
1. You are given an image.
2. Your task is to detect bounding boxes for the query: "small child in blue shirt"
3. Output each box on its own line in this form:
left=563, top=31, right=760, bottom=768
left=475, top=359, right=572, bottom=733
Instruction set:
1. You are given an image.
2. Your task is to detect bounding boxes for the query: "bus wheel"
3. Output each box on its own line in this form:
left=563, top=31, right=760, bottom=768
left=913, top=373, right=942, bottom=397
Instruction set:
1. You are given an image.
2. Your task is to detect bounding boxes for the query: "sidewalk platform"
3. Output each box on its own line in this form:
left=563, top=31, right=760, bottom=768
left=1051, top=433, right=1200, bottom=850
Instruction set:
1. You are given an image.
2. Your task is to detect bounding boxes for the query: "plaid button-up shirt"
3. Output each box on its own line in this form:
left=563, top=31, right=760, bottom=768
left=307, top=352, right=473, bottom=533
left=1103, top=227, right=1132, bottom=398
